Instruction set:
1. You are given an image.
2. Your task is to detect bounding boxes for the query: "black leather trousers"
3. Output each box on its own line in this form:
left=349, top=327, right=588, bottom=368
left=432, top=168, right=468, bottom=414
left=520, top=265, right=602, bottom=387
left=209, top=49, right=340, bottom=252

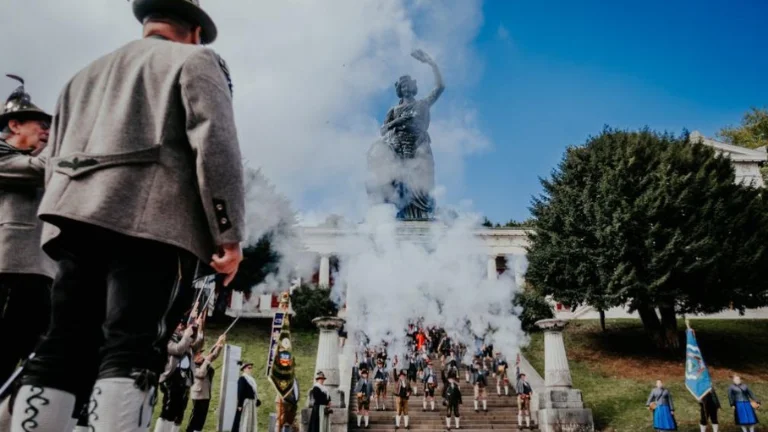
left=19, top=221, right=197, bottom=397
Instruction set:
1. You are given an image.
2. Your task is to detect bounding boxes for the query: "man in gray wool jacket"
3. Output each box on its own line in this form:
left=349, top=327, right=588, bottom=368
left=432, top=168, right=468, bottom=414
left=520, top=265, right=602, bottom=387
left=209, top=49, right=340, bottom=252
left=9, top=1, right=245, bottom=431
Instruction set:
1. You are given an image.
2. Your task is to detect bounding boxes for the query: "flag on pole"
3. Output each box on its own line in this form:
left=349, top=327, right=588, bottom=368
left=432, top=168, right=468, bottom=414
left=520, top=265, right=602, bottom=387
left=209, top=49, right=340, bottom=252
left=685, top=326, right=712, bottom=400
left=269, top=292, right=297, bottom=400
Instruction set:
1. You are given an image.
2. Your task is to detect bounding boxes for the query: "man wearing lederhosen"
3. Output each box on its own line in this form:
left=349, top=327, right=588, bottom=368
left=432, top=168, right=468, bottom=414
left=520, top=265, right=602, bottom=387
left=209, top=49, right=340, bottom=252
left=0, top=75, right=56, bottom=388
left=372, top=357, right=389, bottom=411
left=394, top=370, right=411, bottom=430
left=9, top=1, right=245, bottom=431
left=444, top=374, right=462, bottom=430
left=472, top=361, right=488, bottom=413
left=421, top=360, right=437, bottom=412
left=0, top=75, right=58, bottom=430
left=494, top=352, right=510, bottom=396
left=354, top=369, right=373, bottom=429
left=154, top=318, right=205, bottom=432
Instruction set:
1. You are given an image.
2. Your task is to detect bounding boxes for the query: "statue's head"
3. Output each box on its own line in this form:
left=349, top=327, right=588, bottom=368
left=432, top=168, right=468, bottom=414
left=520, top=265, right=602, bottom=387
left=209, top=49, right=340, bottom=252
left=395, top=75, right=418, bottom=99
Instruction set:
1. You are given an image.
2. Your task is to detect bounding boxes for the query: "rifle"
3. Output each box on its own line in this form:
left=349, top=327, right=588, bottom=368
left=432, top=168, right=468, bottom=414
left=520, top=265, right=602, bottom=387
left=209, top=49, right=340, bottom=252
left=208, top=314, right=241, bottom=354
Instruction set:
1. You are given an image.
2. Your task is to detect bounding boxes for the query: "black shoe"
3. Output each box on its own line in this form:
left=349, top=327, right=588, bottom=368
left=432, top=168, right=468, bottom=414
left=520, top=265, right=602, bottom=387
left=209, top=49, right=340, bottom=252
left=483, top=408, right=488, bottom=413
left=474, top=409, right=478, bottom=413
left=422, top=408, right=426, bottom=412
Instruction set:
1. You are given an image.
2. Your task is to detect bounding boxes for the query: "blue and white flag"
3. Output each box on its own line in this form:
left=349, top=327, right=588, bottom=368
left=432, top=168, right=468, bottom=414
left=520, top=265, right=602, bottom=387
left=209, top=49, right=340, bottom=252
left=685, top=328, right=712, bottom=400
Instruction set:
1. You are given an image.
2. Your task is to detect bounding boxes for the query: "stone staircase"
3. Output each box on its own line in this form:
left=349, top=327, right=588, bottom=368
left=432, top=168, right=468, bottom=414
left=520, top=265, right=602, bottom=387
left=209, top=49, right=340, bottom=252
left=347, top=356, right=537, bottom=432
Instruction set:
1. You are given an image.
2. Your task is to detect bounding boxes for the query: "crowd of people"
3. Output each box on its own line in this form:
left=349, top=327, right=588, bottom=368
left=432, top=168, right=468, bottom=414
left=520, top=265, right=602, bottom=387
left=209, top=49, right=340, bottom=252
left=351, top=322, right=534, bottom=430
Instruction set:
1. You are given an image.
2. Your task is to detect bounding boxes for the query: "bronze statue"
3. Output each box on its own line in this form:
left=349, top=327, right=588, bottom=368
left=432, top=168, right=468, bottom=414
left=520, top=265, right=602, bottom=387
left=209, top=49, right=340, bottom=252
left=367, top=49, right=445, bottom=220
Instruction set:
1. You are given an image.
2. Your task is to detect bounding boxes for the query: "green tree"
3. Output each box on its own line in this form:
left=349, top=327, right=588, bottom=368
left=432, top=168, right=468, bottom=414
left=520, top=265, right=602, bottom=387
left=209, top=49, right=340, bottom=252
left=513, top=285, right=554, bottom=332
left=717, top=107, right=768, bottom=149
left=290, top=284, right=339, bottom=330
left=526, top=128, right=768, bottom=349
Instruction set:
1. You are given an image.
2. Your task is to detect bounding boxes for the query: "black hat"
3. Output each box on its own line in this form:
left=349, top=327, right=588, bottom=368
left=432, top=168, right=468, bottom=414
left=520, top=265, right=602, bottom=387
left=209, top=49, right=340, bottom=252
left=0, top=75, right=51, bottom=130
left=238, top=361, right=253, bottom=371
left=399, top=370, right=406, bottom=377
left=133, top=0, right=218, bottom=44
left=315, top=371, right=326, bottom=381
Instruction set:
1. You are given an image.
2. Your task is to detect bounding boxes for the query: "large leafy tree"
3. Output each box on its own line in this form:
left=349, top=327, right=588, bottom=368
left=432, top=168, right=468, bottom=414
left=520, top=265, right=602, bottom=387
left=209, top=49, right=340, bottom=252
left=526, top=128, right=768, bottom=349
left=717, top=107, right=768, bottom=149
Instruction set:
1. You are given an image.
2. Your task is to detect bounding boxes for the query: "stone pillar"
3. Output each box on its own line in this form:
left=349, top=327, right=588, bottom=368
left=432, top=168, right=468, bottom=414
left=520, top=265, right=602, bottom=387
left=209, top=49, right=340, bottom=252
left=319, top=255, right=331, bottom=288
left=534, top=319, right=594, bottom=432
left=301, top=317, right=348, bottom=432
left=542, top=321, right=573, bottom=387
left=312, top=316, right=344, bottom=391
left=487, top=256, right=498, bottom=280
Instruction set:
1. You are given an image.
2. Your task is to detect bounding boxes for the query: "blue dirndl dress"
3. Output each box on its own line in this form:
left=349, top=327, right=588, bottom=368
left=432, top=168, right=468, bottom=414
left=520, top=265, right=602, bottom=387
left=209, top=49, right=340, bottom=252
left=653, top=404, right=677, bottom=431
left=735, top=400, right=758, bottom=425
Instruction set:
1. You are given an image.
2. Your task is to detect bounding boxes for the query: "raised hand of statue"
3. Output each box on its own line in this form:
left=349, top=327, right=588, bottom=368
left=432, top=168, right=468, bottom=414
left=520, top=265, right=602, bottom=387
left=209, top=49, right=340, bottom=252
left=411, top=49, right=434, bottom=65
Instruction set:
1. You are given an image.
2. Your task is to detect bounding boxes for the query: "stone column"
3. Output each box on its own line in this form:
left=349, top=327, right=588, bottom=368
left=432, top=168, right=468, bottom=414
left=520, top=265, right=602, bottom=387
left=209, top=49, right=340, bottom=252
left=319, top=255, right=331, bottom=288
left=540, top=320, right=573, bottom=387
left=487, top=256, right=498, bottom=280
left=312, top=316, right=344, bottom=391
left=534, top=319, right=594, bottom=432
left=301, top=316, right=348, bottom=432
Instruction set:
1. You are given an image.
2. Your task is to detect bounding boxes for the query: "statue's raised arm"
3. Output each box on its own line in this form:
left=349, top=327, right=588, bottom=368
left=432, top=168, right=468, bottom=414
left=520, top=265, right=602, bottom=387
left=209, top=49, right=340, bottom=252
left=411, top=49, right=444, bottom=106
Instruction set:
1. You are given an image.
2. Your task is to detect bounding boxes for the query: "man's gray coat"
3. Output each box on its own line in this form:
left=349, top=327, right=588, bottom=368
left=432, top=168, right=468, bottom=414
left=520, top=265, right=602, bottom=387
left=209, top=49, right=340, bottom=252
left=40, top=36, right=245, bottom=260
left=0, top=145, right=56, bottom=278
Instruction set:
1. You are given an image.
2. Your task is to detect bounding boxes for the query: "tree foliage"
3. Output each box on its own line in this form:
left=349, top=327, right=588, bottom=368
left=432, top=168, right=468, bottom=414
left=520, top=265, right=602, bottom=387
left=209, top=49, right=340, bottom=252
left=290, top=284, right=339, bottom=330
left=526, top=128, right=768, bottom=349
left=717, top=107, right=768, bottom=149
left=513, top=286, right=555, bottom=332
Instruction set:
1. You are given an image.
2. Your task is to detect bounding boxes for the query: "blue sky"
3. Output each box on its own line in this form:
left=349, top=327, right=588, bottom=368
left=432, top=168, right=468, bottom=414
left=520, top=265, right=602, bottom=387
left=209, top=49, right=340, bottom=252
left=420, top=0, right=766, bottom=224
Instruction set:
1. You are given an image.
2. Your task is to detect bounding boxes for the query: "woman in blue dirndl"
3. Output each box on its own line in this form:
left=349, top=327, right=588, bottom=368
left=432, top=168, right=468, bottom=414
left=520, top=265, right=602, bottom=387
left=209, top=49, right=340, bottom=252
left=728, top=375, right=761, bottom=432
left=646, top=380, right=677, bottom=431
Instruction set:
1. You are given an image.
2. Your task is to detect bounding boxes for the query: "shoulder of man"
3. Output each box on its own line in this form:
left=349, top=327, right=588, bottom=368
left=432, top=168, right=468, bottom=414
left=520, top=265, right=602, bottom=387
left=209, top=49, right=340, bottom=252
left=180, top=47, right=234, bottom=96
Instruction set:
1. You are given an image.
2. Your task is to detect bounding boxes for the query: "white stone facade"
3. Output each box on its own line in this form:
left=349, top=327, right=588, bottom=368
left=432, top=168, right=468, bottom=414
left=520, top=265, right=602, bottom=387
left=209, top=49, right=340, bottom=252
left=691, top=130, right=767, bottom=187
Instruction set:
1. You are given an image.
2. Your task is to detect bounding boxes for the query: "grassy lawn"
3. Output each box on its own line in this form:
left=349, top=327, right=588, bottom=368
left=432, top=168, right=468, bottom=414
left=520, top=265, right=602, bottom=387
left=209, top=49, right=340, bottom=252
left=522, top=319, right=768, bottom=432
left=151, top=318, right=318, bottom=432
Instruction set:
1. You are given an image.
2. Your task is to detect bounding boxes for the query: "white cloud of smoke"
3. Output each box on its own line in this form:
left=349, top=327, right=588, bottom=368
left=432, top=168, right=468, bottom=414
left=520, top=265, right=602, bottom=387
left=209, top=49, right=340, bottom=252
left=333, top=206, right=527, bottom=361
left=2, top=1, right=527, bottom=355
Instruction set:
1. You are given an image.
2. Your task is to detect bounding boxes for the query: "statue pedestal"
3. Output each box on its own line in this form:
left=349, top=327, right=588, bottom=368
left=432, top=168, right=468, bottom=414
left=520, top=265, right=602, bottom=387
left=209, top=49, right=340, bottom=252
left=534, top=319, right=594, bottom=432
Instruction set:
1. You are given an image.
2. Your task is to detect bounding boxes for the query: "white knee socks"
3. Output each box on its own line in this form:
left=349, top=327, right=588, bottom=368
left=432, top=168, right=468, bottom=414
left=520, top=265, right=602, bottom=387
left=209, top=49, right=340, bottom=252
left=712, top=425, right=718, bottom=432
left=11, top=386, right=75, bottom=432
left=482, top=400, right=487, bottom=410
left=526, top=416, right=530, bottom=427
left=445, top=417, right=450, bottom=428
left=0, top=397, right=11, bottom=432
left=517, top=414, right=522, bottom=426
left=430, top=401, right=435, bottom=410
left=474, top=400, right=478, bottom=410
left=454, top=417, right=460, bottom=428
left=505, top=386, right=509, bottom=395
left=396, top=416, right=400, bottom=427
left=364, top=415, right=369, bottom=426
left=404, top=415, right=409, bottom=427
left=356, top=415, right=361, bottom=426
left=89, top=378, right=154, bottom=432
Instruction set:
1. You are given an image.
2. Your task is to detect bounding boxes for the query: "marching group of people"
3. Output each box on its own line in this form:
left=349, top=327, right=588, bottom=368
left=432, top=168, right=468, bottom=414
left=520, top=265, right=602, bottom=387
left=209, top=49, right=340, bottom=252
left=352, top=322, right=534, bottom=430
left=647, top=377, right=761, bottom=432
left=0, top=0, right=248, bottom=431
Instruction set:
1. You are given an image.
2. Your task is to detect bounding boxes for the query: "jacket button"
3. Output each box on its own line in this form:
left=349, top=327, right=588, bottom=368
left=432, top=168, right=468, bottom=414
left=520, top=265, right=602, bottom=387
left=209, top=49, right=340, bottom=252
left=216, top=204, right=223, bottom=211
left=220, top=218, right=228, bottom=224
